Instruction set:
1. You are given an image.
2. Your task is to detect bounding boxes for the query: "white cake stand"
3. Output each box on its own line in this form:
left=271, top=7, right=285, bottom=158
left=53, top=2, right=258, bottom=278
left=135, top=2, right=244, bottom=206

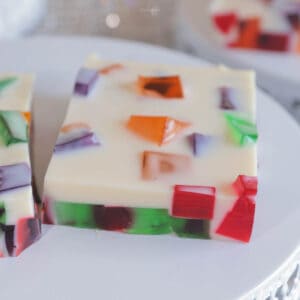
left=178, top=0, right=300, bottom=120
left=0, top=37, right=299, bottom=300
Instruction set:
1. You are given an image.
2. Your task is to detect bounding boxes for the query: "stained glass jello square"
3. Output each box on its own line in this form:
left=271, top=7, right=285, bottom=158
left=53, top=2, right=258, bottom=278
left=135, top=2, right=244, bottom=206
left=43, top=55, right=258, bottom=243
left=0, top=74, right=40, bottom=257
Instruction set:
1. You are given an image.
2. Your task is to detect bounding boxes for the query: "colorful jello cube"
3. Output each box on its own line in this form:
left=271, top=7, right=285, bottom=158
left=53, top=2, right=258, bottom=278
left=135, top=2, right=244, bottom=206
left=54, top=123, right=100, bottom=152
left=225, top=112, right=258, bottom=146
left=137, top=75, right=184, bottom=99
left=127, top=115, right=190, bottom=145
left=0, top=74, right=34, bottom=111
left=74, top=68, right=99, bottom=96
left=211, top=0, right=300, bottom=54
left=43, top=56, right=257, bottom=242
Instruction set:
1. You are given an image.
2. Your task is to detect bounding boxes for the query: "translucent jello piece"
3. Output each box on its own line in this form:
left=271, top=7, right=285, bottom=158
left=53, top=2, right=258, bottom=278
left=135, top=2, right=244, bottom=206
left=0, top=163, right=31, bottom=192
left=233, top=175, right=258, bottom=197
left=128, top=208, right=171, bottom=235
left=286, top=12, right=300, bottom=30
left=0, top=77, right=17, bottom=93
left=171, top=218, right=210, bottom=239
left=14, top=218, right=40, bottom=257
left=142, top=151, right=191, bottom=180
left=257, top=32, right=290, bottom=52
left=54, top=202, right=96, bottom=229
left=216, top=196, right=255, bottom=243
left=0, top=218, right=40, bottom=256
left=171, top=185, right=216, bottom=220
left=99, top=63, right=124, bottom=75
left=137, top=75, right=184, bottom=99
left=0, top=111, right=28, bottom=146
left=0, top=203, right=5, bottom=224
left=219, top=86, right=238, bottom=110
left=93, top=206, right=133, bottom=231
left=213, top=12, right=237, bottom=34
left=22, top=112, right=31, bottom=123
left=229, top=18, right=261, bottom=49
left=190, top=133, right=216, bottom=157
left=54, top=123, right=100, bottom=153
left=74, top=68, right=99, bottom=96
left=224, top=113, right=258, bottom=146
left=127, top=115, right=190, bottom=145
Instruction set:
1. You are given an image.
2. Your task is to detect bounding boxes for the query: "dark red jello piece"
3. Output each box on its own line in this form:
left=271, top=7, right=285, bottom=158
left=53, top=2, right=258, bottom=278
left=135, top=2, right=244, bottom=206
left=93, top=206, right=133, bottom=231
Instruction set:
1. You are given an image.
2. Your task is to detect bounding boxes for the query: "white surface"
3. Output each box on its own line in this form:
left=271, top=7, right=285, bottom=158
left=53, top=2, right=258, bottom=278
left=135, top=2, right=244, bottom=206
left=179, top=0, right=300, bottom=114
left=0, top=37, right=299, bottom=300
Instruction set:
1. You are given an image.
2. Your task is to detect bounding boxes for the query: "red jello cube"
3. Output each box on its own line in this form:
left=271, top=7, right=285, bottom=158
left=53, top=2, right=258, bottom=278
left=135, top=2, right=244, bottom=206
left=213, top=13, right=237, bottom=34
left=15, top=218, right=41, bottom=256
left=257, top=32, right=290, bottom=52
left=172, top=185, right=216, bottom=220
left=216, top=196, right=255, bottom=243
left=233, top=175, right=258, bottom=197
left=101, top=207, right=133, bottom=231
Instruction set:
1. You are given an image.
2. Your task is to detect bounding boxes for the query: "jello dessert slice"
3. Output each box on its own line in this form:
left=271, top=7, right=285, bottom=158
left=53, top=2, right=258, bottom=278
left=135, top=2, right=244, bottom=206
left=0, top=74, right=40, bottom=257
left=43, top=56, right=258, bottom=243
left=211, top=0, right=300, bottom=54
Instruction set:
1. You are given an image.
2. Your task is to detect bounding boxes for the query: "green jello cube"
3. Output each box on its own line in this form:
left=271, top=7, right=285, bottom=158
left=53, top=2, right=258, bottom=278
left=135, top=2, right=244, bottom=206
left=171, top=218, right=210, bottom=239
left=127, top=208, right=171, bottom=235
left=0, top=111, right=28, bottom=146
left=225, top=113, right=258, bottom=146
left=0, top=77, right=17, bottom=93
left=0, top=203, right=6, bottom=224
left=54, top=202, right=96, bottom=229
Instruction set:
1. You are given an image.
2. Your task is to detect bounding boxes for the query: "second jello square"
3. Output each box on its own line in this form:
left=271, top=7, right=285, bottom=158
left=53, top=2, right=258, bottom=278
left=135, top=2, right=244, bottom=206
left=43, top=55, right=258, bottom=243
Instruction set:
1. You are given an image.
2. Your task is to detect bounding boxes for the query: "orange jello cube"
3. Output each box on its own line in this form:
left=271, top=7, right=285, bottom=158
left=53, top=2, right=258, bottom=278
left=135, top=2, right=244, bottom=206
left=22, top=112, right=31, bottom=123
left=230, top=18, right=261, bottom=49
left=137, top=75, right=184, bottom=99
left=100, top=64, right=124, bottom=75
left=127, top=115, right=190, bottom=146
left=142, top=151, right=191, bottom=180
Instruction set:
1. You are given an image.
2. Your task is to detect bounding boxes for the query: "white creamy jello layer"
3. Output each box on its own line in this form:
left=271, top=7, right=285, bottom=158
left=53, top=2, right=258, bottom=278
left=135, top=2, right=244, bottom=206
left=0, top=74, right=35, bottom=112
left=44, top=55, right=257, bottom=230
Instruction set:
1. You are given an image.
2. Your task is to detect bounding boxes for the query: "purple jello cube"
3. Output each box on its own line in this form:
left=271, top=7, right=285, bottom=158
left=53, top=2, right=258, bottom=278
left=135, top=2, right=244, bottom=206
left=285, top=3, right=300, bottom=30
left=286, top=13, right=300, bottom=29
left=190, top=133, right=216, bottom=157
left=219, top=87, right=237, bottom=110
left=74, top=68, right=99, bottom=96
left=55, top=133, right=100, bottom=153
left=56, top=126, right=92, bottom=146
left=0, top=163, right=31, bottom=193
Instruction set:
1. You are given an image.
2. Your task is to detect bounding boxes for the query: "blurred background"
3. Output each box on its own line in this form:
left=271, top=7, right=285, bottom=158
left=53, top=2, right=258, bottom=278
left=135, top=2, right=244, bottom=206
left=1, top=0, right=300, bottom=121
left=0, top=0, right=179, bottom=47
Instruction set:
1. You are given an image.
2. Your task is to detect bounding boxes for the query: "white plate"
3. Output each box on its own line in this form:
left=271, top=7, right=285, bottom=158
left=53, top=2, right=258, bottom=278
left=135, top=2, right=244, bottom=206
left=0, top=37, right=299, bottom=300
left=179, top=0, right=300, bottom=112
